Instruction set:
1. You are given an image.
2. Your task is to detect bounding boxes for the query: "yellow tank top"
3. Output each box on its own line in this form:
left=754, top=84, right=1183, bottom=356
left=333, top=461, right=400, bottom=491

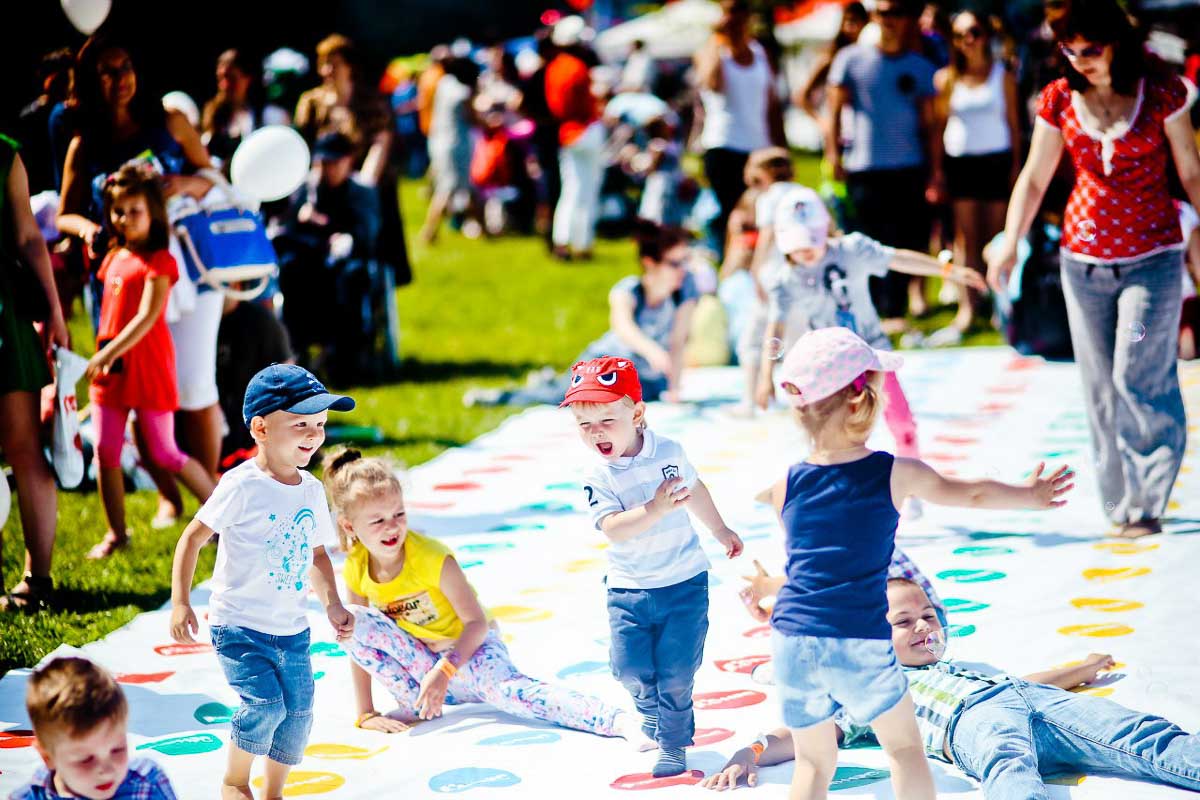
left=343, top=531, right=483, bottom=643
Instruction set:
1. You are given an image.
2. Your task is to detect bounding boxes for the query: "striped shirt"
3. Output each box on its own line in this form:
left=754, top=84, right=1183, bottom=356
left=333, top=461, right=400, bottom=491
left=840, top=661, right=1005, bottom=761
left=583, top=429, right=711, bottom=589
left=11, top=758, right=178, bottom=800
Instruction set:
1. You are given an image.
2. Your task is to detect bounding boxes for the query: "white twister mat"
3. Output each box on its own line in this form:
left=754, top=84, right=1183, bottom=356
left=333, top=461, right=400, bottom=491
left=2, top=348, right=1200, bottom=799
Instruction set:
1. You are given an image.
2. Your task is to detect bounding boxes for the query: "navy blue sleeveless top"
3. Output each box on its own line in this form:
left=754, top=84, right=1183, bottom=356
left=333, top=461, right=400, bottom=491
left=770, top=451, right=898, bottom=640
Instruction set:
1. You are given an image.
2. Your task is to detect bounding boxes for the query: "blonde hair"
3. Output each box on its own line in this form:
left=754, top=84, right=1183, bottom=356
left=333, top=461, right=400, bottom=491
left=793, top=371, right=885, bottom=444
left=325, top=447, right=404, bottom=551
left=26, top=658, right=127, bottom=747
left=567, top=395, right=646, bottom=430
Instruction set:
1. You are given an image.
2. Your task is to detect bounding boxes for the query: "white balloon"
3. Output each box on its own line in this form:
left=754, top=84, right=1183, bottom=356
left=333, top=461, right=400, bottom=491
left=61, top=0, right=111, bottom=35
left=229, top=126, right=311, bottom=203
left=0, top=472, right=10, bottom=532
left=162, top=91, right=199, bottom=128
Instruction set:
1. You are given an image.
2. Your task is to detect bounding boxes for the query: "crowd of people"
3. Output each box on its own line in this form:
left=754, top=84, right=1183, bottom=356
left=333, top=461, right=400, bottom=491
left=2, top=0, right=1200, bottom=796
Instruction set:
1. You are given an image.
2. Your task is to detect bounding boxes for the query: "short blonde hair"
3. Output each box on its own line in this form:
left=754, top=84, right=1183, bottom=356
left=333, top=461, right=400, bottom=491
left=325, top=448, right=404, bottom=551
left=26, top=658, right=127, bottom=747
left=567, top=396, right=637, bottom=413
left=793, top=371, right=885, bottom=444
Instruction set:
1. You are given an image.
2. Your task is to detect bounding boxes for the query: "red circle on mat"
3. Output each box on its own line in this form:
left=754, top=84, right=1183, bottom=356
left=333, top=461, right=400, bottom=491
left=742, top=625, right=770, bottom=639
left=153, top=643, right=213, bottom=657
left=714, top=655, right=771, bottom=674
left=0, top=731, right=35, bottom=749
left=694, top=690, right=767, bottom=710
left=433, top=482, right=482, bottom=491
left=116, top=671, right=175, bottom=684
left=691, top=728, right=736, bottom=747
left=979, top=403, right=1013, bottom=413
left=1006, top=358, right=1039, bottom=371
left=925, top=452, right=968, bottom=463
left=409, top=501, right=455, bottom=510
left=932, top=435, right=978, bottom=446
left=464, top=467, right=511, bottom=475
left=610, top=770, right=705, bottom=790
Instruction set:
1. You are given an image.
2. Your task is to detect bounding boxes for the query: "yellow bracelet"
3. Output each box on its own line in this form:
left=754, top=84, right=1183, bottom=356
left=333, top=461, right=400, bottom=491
left=355, top=711, right=380, bottom=729
left=436, top=658, right=457, bottom=679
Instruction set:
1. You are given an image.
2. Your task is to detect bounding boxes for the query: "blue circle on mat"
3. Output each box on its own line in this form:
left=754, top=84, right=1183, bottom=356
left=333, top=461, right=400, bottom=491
left=478, top=731, right=561, bottom=746
left=429, top=768, right=521, bottom=793
left=556, top=660, right=608, bottom=679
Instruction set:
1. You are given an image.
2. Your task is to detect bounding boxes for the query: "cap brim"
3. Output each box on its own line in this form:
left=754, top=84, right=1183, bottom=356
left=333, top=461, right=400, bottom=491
left=775, top=227, right=814, bottom=255
left=559, top=388, right=633, bottom=407
left=874, top=350, right=904, bottom=372
left=285, top=394, right=356, bottom=416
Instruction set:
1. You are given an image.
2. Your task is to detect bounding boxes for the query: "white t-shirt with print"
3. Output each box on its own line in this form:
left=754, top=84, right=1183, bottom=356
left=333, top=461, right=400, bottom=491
left=582, top=429, right=711, bottom=590
left=196, top=459, right=337, bottom=636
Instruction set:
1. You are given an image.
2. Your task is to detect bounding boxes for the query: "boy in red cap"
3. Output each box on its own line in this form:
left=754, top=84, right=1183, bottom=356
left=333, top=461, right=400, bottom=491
left=562, top=356, right=744, bottom=778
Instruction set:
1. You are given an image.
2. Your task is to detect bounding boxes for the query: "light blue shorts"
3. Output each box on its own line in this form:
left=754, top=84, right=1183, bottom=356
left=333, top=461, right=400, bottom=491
left=771, top=629, right=908, bottom=729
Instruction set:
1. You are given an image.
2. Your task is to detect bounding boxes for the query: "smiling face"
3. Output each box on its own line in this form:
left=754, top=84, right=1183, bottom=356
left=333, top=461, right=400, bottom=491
left=96, top=47, right=136, bottom=110
left=253, top=409, right=328, bottom=470
left=952, top=12, right=988, bottom=58
left=571, top=399, right=645, bottom=461
left=342, top=485, right=408, bottom=557
left=108, top=191, right=152, bottom=249
left=36, top=717, right=129, bottom=800
left=785, top=244, right=828, bottom=269
left=886, top=580, right=942, bottom=667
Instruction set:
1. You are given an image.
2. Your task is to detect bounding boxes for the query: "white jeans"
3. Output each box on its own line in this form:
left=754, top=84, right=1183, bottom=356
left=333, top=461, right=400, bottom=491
left=552, top=122, right=605, bottom=251
left=168, top=289, right=223, bottom=410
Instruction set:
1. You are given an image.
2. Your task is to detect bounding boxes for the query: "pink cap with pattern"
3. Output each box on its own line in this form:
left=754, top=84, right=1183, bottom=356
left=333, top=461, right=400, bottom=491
left=777, top=327, right=903, bottom=407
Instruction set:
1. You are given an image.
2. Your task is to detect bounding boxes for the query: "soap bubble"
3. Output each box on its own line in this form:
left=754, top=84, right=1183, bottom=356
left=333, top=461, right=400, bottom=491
left=1076, top=220, right=1097, bottom=243
left=937, top=249, right=954, bottom=264
left=1126, top=322, right=1146, bottom=343
left=924, top=630, right=947, bottom=660
left=765, top=338, right=786, bottom=361
left=1104, top=502, right=1116, bottom=512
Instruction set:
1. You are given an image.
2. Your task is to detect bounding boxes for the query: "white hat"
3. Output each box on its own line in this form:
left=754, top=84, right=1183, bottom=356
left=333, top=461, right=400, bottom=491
left=773, top=186, right=831, bottom=255
left=552, top=15, right=588, bottom=47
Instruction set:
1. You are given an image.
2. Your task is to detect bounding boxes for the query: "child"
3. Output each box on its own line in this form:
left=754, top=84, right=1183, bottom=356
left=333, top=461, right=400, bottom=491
left=705, top=579, right=1200, bottom=799
left=85, top=163, right=216, bottom=559
left=12, top=656, right=177, bottom=800
left=563, top=357, right=744, bottom=777
left=325, top=449, right=654, bottom=748
left=169, top=364, right=357, bottom=800
left=761, top=327, right=1072, bottom=800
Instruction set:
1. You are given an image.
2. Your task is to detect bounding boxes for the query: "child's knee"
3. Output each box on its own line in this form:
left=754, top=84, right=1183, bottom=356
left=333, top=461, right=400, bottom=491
left=143, top=438, right=189, bottom=473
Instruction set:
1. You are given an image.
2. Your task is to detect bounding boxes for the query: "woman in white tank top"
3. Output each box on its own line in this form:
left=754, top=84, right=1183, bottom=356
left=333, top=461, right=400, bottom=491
left=930, top=11, right=1022, bottom=342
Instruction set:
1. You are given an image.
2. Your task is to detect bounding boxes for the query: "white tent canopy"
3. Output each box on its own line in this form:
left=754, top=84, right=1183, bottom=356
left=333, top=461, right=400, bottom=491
left=595, top=0, right=722, bottom=62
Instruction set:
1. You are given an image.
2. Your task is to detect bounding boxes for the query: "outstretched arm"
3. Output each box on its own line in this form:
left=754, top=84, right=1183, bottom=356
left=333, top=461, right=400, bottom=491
left=891, top=458, right=1074, bottom=511
left=1025, top=653, right=1115, bottom=689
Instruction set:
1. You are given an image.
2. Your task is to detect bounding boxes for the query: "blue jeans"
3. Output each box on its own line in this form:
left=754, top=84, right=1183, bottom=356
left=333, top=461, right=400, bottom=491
left=947, top=679, right=1200, bottom=799
left=607, top=571, right=709, bottom=748
left=212, top=625, right=314, bottom=766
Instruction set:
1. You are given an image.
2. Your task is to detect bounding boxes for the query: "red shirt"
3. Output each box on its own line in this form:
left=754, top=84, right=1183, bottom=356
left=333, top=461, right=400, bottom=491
left=1037, top=74, right=1194, bottom=262
left=89, top=248, right=180, bottom=411
left=545, top=52, right=598, bottom=146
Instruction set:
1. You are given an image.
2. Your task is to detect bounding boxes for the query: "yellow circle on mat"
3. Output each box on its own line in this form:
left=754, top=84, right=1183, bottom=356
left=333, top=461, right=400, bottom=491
left=1057, top=659, right=1124, bottom=670
left=1082, top=567, right=1151, bottom=583
left=252, top=771, right=344, bottom=796
left=1047, top=774, right=1088, bottom=785
left=1069, top=597, right=1144, bottom=612
left=304, top=744, right=388, bottom=760
left=488, top=605, right=552, bottom=623
left=1058, top=623, right=1134, bottom=637
left=565, top=558, right=604, bottom=573
left=1093, top=542, right=1159, bottom=555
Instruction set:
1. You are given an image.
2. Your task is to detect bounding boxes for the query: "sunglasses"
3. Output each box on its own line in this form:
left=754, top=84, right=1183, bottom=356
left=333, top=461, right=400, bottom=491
left=1059, top=42, right=1107, bottom=60
left=953, top=26, right=985, bottom=41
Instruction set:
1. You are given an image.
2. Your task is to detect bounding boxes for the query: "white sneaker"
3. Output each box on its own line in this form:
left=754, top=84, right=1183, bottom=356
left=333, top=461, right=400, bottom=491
left=901, top=497, right=925, bottom=521
left=924, top=325, right=964, bottom=349
left=751, top=661, right=775, bottom=685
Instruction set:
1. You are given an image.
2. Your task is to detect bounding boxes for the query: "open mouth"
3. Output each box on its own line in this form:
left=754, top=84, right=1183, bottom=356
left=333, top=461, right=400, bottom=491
left=95, top=782, right=115, bottom=793
left=381, top=536, right=399, bottom=547
left=596, top=442, right=614, bottom=456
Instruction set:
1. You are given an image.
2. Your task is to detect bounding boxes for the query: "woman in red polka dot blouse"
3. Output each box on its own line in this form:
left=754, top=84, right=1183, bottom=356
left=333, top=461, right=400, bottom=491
left=986, top=0, right=1200, bottom=538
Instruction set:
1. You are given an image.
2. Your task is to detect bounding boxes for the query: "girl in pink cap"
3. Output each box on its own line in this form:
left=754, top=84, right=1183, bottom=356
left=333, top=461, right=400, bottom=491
left=760, top=327, right=1074, bottom=800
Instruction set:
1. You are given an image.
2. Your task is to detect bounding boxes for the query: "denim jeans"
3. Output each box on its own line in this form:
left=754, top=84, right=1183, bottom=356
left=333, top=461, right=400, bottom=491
left=212, top=625, right=314, bottom=766
left=947, top=679, right=1200, bottom=799
left=607, top=571, right=709, bottom=748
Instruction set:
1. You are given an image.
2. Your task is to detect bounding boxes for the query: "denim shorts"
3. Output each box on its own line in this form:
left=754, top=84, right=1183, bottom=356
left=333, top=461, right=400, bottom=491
left=212, top=625, right=314, bottom=765
left=771, top=629, right=908, bottom=729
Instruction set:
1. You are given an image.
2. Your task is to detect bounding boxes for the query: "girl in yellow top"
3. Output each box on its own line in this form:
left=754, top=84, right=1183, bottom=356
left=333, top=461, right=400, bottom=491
left=327, top=449, right=654, bottom=746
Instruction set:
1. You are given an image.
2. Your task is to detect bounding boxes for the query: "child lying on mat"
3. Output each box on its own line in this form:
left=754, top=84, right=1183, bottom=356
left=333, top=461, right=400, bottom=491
left=703, top=578, right=1200, bottom=799
left=324, top=448, right=654, bottom=750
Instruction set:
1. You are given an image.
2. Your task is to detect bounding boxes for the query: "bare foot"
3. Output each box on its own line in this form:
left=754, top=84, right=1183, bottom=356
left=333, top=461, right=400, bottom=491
left=87, top=531, right=129, bottom=560
left=220, top=783, right=254, bottom=800
left=1114, top=519, right=1162, bottom=539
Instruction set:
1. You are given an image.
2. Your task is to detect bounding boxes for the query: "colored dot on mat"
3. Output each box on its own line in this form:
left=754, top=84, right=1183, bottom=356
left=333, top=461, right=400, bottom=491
left=693, top=690, right=767, bottom=710
left=1093, top=542, right=1159, bottom=555
left=967, top=531, right=1030, bottom=541
left=252, top=771, right=345, bottom=796
left=936, top=569, right=1007, bottom=583
left=742, top=624, right=771, bottom=639
left=1047, top=774, right=1089, bottom=785
left=136, top=733, right=223, bottom=756
left=460, top=542, right=515, bottom=553
left=193, top=702, right=235, bottom=725
left=1058, top=623, right=1135, bottom=638
left=1069, top=597, right=1144, bottom=613
left=943, top=598, right=990, bottom=613
left=1082, top=567, right=1151, bottom=583
left=952, top=545, right=1016, bottom=557
left=714, top=655, right=772, bottom=674
left=429, top=767, right=521, bottom=793
left=153, top=643, right=213, bottom=657
left=691, top=728, right=736, bottom=747
left=308, top=642, right=347, bottom=657
left=545, top=482, right=581, bottom=491
left=115, top=671, right=174, bottom=684
left=1069, top=687, right=1114, bottom=699
left=564, top=558, right=604, bottom=573
left=946, top=624, right=977, bottom=638
left=1058, top=659, right=1124, bottom=670
left=434, top=482, right=483, bottom=492
left=477, top=731, right=561, bottom=746
left=313, top=671, right=325, bottom=680
left=609, top=770, right=705, bottom=790
left=304, top=744, right=388, bottom=760
left=487, top=605, right=552, bottom=623
left=459, top=560, right=484, bottom=569
left=829, top=766, right=892, bottom=790
left=0, top=730, right=35, bottom=749
left=487, top=523, right=545, bottom=532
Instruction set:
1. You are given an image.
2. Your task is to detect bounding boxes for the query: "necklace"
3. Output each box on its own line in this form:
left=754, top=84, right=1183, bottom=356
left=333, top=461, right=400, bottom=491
left=1091, top=88, right=1123, bottom=126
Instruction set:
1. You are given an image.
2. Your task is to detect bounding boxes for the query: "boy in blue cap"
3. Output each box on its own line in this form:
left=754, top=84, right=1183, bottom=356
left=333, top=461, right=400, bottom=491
left=169, top=364, right=356, bottom=800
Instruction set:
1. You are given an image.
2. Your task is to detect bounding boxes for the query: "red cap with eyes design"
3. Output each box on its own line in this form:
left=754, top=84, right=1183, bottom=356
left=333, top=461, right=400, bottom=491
left=560, top=356, right=644, bottom=406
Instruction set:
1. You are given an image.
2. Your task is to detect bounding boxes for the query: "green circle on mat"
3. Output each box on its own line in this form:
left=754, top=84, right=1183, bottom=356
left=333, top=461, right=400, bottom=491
left=193, top=702, right=234, bottom=725
left=946, top=624, right=977, bottom=638
left=967, top=531, right=1029, bottom=541
left=953, top=546, right=1016, bottom=557
left=309, top=642, right=347, bottom=657
left=943, top=598, right=990, bottom=613
left=830, top=766, right=891, bottom=790
left=137, top=733, right=223, bottom=756
left=937, top=569, right=1007, bottom=583
left=460, top=542, right=515, bottom=553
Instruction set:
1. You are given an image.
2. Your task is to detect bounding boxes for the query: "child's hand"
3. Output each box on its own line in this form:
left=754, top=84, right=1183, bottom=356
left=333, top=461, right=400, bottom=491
left=327, top=603, right=355, bottom=642
left=714, top=527, right=743, bottom=558
left=649, top=477, right=691, bottom=515
left=1028, top=462, right=1075, bottom=508
left=416, top=667, right=451, bottom=720
left=646, top=346, right=673, bottom=376
left=85, top=349, right=116, bottom=381
left=169, top=604, right=199, bottom=644
left=1080, top=653, right=1116, bottom=684
left=360, top=713, right=411, bottom=734
left=947, top=265, right=988, bottom=292
left=740, top=560, right=778, bottom=622
left=754, top=377, right=774, bottom=410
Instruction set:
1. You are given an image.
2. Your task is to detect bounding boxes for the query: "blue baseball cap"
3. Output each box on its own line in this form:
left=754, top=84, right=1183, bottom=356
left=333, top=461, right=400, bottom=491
left=243, top=364, right=355, bottom=426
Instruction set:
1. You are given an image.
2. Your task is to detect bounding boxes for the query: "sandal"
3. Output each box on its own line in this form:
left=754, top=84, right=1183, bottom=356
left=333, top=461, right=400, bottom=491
left=87, top=531, right=130, bottom=560
left=0, top=574, right=55, bottom=613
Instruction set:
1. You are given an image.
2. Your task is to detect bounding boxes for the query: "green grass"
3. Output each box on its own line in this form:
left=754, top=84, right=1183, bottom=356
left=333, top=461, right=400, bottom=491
left=0, top=154, right=997, bottom=673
